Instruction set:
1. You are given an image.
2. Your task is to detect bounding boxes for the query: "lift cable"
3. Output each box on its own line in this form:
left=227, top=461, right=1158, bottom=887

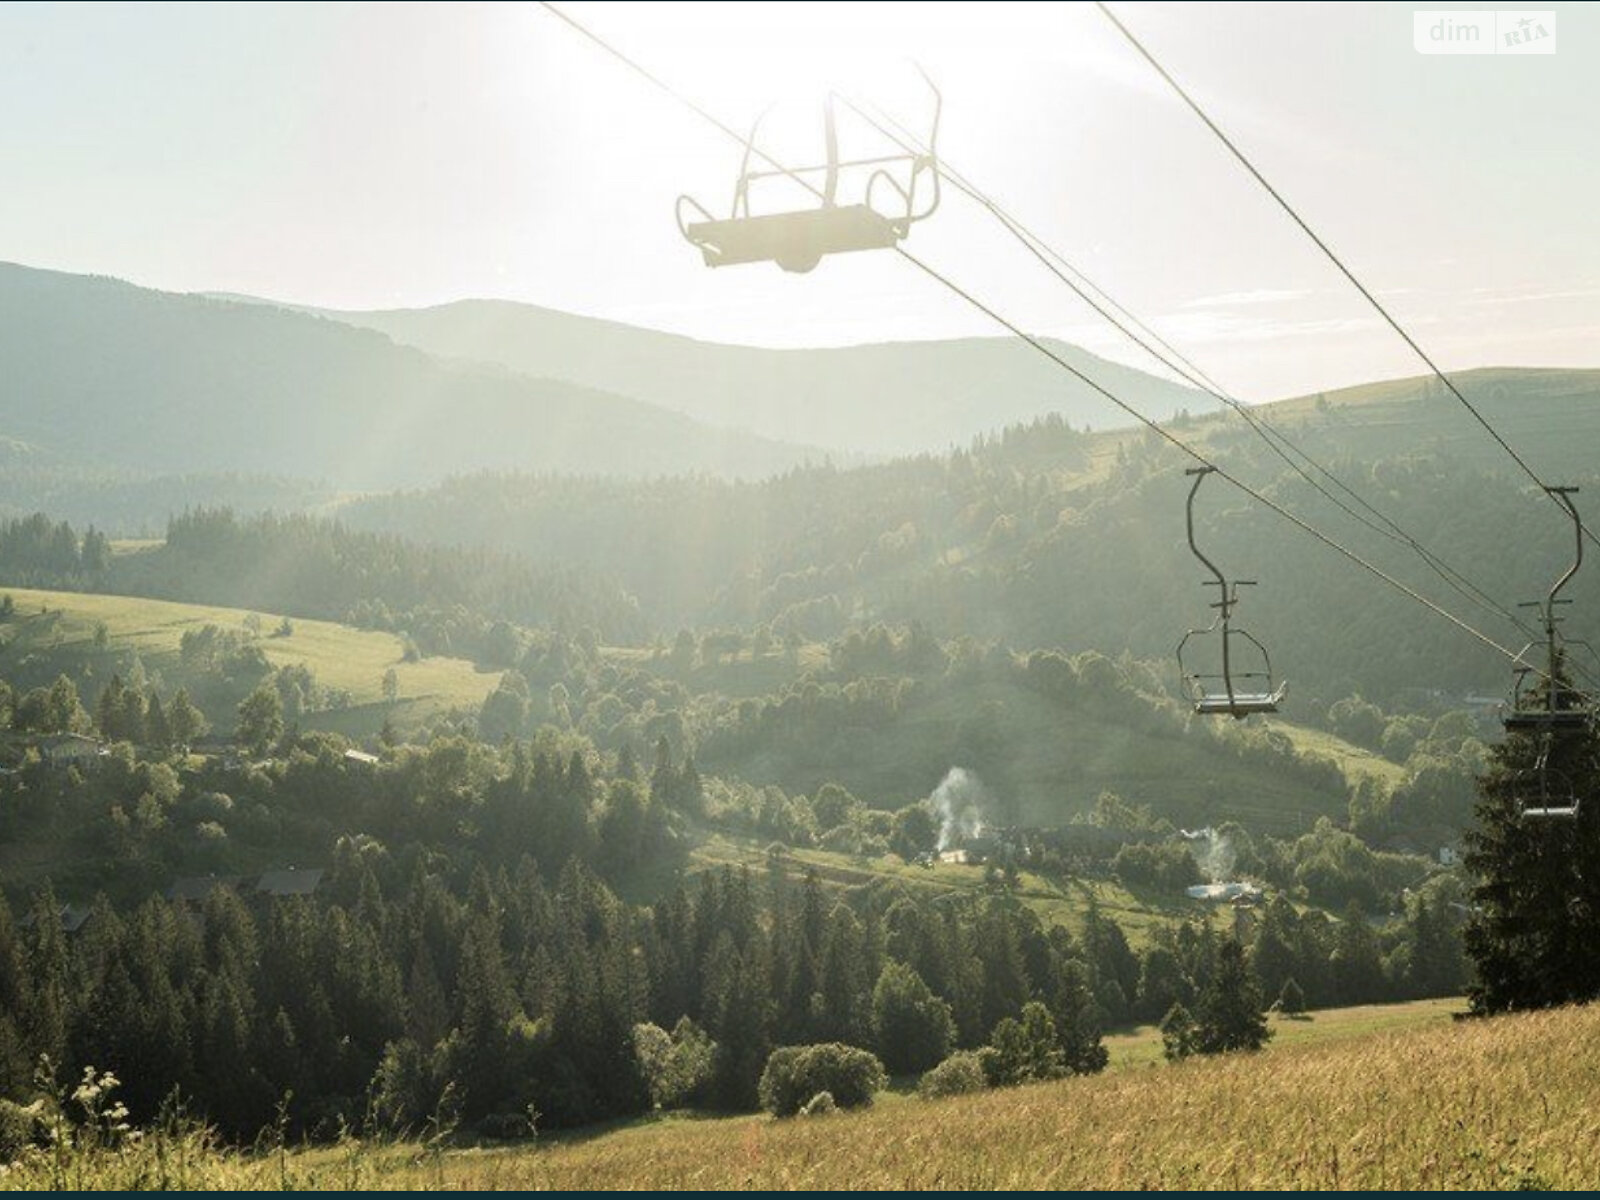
left=1095, top=0, right=1600, bottom=559
left=837, top=94, right=1551, bottom=651
left=535, top=1, right=1555, bottom=679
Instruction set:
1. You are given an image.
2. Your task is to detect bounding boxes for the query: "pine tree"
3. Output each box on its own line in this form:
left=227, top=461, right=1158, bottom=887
left=144, top=690, right=171, bottom=751
left=96, top=674, right=126, bottom=740
left=1195, top=936, right=1271, bottom=1054
left=1463, top=679, right=1600, bottom=1013
left=118, top=686, right=146, bottom=745
left=0, top=890, right=32, bottom=1095
left=816, top=904, right=869, bottom=1046
left=703, top=933, right=770, bottom=1110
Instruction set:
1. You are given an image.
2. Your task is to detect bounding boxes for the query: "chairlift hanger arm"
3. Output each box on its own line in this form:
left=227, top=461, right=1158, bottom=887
left=1546, top=486, right=1582, bottom=613
left=1184, top=467, right=1229, bottom=604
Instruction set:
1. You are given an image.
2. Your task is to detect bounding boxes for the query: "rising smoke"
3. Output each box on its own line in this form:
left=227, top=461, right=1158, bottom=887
left=1181, top=826, right=1236, bottom=882
left=928, top=766, right=989, bottom=852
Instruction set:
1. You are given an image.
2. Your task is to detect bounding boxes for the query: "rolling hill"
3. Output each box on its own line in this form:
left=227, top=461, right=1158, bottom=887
left=0, top=262, right=824, bottom=489
left=0, top=585, right=501, bottom=739
left=331, top=366, right=1600, bottom=706
left=301, top=296, right=1213, bottom=456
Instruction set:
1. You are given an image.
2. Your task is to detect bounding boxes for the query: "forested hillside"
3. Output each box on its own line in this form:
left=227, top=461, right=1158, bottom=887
left=336, top=375, right=1600, bottom=708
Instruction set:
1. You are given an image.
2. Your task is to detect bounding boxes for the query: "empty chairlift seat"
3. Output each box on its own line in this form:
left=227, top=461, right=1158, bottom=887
left=1175, top=467, right=1288, bottom=720
left=677, top=74, right=942, bottom=274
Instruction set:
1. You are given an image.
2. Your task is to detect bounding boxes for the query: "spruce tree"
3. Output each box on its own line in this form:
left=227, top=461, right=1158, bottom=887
left=1195, top=936, right=1271, bottom=1054
left=1463, top=671, right=1600, bottom=1012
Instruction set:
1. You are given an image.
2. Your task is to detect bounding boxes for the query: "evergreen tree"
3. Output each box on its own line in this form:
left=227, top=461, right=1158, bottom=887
left=869, top=961, right=953, bottom=1074
left=118, top=686, right=146, bottom=745
left=96, top=674, right=127, bottom=741
left=144, top=689, right=171, bottom=751
left=703, top=933, right=770, bottom=1110
left=0, top=890, right=32, bottom=1096
left=1195, top=936, right=1271, bottom=1054
left=981, top=1001, right=1063, bottom=1086
left=1329, top=901, right=1387, bottom=1006
left=1463, top=685, right=1600, bottom=1012
left=816, top=904, right=870, bottom=1046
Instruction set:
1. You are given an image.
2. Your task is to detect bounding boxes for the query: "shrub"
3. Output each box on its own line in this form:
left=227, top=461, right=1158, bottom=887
left=1161, top=1002, right=1198, bottom=1062
left=0, top=1098, right=46, bottom=1163
left=917, top=1051, right=987, bottom=1100
left=633, top=1018, right=716, bottom=1110
left=758, top=1044, right=886, bottom=1117
left=981, top=1002, right=1064, bottom=1087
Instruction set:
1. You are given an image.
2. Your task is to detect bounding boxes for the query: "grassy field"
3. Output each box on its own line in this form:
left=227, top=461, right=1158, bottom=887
left=1103, top=995, right=1462, bottom=1070
left=1261, top=718, right=1407, bottom=790
left=0, top=585, right=502, bottom=734
left=690, top=834, right=1238, bottom=949
left=7, top=1000, right=1594, bottom=1190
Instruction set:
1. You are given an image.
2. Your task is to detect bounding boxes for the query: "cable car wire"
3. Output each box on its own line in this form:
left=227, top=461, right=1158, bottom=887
left=836, top=95, right=1552, bottom=652
left=1095, top=1, right=1600, bottom=559
left=534, top=1, right=1561, bottom=680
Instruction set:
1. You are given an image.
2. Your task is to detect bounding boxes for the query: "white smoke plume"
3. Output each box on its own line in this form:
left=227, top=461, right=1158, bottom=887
left=1182, top=826, right=1236, bottom=883
left=928, top=767, right=988, bottom=852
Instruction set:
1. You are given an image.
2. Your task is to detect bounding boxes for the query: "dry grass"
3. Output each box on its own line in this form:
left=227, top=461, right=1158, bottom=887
left=0, top=586, right=501, bottom=730
left=6, top=1002, right=1593, bottom=1190
left=1103, top=996, right=1461, bottom=1070
left=456, top=1003, right=1598, bottom=1190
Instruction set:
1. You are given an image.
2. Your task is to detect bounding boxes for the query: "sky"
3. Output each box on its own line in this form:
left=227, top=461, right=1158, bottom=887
left=1, top=1, right=1596, bottom=401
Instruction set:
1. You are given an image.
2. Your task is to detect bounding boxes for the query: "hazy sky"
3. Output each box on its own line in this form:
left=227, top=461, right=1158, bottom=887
left=2, top=1, right=1595, bottom=400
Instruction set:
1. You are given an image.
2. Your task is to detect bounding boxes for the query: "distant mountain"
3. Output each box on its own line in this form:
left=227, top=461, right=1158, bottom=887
left=0, top=263, right=825, bottom=490
left=288, top=298, right=1211, bottom=456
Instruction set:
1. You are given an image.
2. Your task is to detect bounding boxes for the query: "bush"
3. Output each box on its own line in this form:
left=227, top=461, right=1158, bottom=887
left=1160, top=1002, right=1198, bottom=1062
left=0, top=1098, right=47, bottom=1163
left=981, top=1002, right=1064, bottom=1087
left=633, top=1018, right=716, bottom=1110
left=758, top=1044, right=886, bottom=1117
left=917, top=1051, right=987, bottom=1100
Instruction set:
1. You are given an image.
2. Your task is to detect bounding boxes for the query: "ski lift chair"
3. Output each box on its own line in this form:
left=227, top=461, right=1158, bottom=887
left=1513, top=738, right=1580, bottom=820
left=1176, top=467, right=1287, bottom=719
left=677, top=72, right=941, bottom=273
